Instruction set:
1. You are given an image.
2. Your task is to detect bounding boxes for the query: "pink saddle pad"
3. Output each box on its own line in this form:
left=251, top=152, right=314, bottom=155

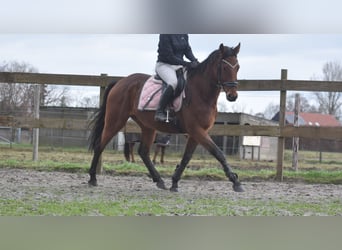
left=138, top=76, right=183, bottom=112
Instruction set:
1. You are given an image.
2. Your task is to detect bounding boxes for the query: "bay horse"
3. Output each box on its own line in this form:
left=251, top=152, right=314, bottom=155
left=89, top=43, right=244, bottom=192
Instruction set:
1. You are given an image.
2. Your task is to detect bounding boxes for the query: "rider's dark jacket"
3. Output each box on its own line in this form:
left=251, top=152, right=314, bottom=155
left=157, top=34, right=197, bottom=66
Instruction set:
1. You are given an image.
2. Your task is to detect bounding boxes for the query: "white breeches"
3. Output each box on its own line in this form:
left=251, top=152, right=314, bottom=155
left=155, top=62, right=183, bottom=90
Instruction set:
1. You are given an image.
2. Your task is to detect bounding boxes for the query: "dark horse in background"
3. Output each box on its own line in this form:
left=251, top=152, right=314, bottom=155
left=123, top=132, right=140, bottom=163
left=152, top=133, right=171, bottom=164
left=123, top=132, right=171, bottom=164
left=89, top=43, right=244, bottom=192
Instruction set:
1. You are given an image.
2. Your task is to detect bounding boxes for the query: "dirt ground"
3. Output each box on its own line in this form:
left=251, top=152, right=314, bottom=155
left=1, top=168, right=341, bottom=215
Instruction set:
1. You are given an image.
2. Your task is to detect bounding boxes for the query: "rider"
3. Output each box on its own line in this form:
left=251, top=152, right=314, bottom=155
left=154, top=34, right=199, bottom=122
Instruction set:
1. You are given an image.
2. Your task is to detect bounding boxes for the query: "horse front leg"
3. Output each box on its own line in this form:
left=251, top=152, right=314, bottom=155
left=170, top=137, right=198, bottom=192
left=199, top=133, right=244, bottom=192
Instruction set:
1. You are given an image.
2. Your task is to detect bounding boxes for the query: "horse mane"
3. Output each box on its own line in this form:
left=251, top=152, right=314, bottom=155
left=186, top=45, right=236, bottom=79
left=186, top=49, right=220, bottom=79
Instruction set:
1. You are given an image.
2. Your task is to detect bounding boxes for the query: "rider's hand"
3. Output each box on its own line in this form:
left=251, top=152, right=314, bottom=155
left=188, top=60, right=199, bottom=69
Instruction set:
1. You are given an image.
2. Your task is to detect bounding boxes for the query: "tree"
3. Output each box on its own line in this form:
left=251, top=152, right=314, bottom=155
left=263, top=102, right=280, bottom=119
left=0, top=60, right=71, bottom=111
left=313, top=61, right=342, bottom=119
left=79, top=96, right=99, bottom=108
left=262, top=94, right=318, bottom=120
left=287, top=93, right=317, bottom=113
left=41, top=84, right=70, bottom=107
left=0, top=61, right=38, bottom=116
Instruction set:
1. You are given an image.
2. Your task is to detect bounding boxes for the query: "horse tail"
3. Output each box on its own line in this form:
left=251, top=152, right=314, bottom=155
left=88, top=81, right=117, bottom=151
left=124, top=142, right=130, bottom=161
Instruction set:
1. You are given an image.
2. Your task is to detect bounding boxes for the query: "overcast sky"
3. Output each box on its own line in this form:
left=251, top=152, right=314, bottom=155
left=1, top=34, right=341, bottom=114
left=1, top=1, right=342, bottom=114
left=2, top=34, right=342, bottom=79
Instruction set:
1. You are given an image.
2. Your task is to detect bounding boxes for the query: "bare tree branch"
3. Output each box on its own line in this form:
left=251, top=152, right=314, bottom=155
left=0, top=61, right=38, bottom=116
left=0, top=60, right=72, bottom=113
left=313, top=61, right=342, bottom=119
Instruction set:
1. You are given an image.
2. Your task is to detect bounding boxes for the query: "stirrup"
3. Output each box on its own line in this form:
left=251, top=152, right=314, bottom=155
left=155, top=110, right=172, bottom=123
left=165, top=110, right=170, bottom=123
left=154, top=111, right=166, bottom=122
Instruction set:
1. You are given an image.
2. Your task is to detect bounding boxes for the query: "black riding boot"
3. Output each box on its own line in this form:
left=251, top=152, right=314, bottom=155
left=155, top=85, right=174, bottom=122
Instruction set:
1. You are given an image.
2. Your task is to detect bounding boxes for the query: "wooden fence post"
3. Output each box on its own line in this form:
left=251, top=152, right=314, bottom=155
left=276, top=69, right=287, bottom=181
left=32, top=84, right=40, bottom=161
left=292, top=93, right=300, bottom=171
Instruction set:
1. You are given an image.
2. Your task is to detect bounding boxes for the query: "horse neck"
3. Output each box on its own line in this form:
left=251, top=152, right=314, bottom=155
left=188, top=69, right=221, bottom=106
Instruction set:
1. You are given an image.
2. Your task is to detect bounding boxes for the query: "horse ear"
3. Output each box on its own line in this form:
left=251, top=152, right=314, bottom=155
left=219, top=43, right=225, bottom=54
left=234, top=43, right=241, bottom=55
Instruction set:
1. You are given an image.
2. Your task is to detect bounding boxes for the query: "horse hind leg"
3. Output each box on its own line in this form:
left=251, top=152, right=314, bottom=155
left=138, top=129, right=167, bottom=190
left=88, top=147, right=102, bottom=186
left=89, top=116, right=129, bottom=186
left=170, top=137, right=198, bottom=192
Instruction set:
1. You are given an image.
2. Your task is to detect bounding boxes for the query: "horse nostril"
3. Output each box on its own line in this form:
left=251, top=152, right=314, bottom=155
left=227, top=94, right=238, bottom=102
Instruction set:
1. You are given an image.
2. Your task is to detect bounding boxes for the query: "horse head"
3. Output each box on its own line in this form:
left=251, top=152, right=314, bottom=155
left=218, top=43, right=240, bottom=102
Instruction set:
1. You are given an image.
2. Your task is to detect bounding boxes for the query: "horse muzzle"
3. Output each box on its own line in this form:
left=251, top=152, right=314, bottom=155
left=223, top=82, right=238, bottom=102
left=227, top=93, right=238, bottom=102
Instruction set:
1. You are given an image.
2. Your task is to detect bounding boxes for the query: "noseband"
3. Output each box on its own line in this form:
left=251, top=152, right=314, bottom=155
left=216, top=58, right=239, bottom=89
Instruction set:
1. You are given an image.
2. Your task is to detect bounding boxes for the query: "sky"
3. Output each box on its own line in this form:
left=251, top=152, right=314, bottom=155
left=1, top=34, right=342, bottom=114
left=1, top=1, right=342, bottom=114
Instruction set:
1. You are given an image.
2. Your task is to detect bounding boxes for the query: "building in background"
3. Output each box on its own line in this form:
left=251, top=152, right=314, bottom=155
left=272, top=111, right=342, bottom=152
left=2, top=107, right=280, bottom=161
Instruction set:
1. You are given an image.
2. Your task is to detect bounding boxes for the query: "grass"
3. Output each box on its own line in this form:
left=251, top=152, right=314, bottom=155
left=0, top=144, right=341, bottom=184
left=1, top=157, right=341, bottom=184
left=1, top=145, right=341, bottom=216
left=1, top=196, right=341, bottom=216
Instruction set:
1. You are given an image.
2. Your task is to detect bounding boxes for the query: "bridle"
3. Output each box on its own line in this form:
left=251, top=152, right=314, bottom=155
left=216, top=56, right=239, bottom=89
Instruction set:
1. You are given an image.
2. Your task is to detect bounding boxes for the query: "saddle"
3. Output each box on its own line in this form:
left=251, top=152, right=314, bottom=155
left=138, top=68, right=186, bottom=113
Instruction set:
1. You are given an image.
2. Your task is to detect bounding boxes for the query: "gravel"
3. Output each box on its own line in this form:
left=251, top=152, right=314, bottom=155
left=1, top=168, right=341, bottom=215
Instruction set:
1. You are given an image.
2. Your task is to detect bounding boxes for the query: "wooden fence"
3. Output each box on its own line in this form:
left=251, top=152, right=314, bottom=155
left=1, top=70, right=342, bottom=180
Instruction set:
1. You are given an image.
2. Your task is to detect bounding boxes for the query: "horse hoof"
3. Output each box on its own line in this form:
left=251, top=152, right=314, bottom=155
left=233, top=183, right=244, bottom=192
left=88, top=180, right=98, bottom=187
left=156, top=181, right=167, bottom=190
left=170, top=187, right=178, bottom=192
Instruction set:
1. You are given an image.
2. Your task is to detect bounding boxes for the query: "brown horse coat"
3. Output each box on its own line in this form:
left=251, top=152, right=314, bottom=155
left=88, top=43, right=244, bottom=192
